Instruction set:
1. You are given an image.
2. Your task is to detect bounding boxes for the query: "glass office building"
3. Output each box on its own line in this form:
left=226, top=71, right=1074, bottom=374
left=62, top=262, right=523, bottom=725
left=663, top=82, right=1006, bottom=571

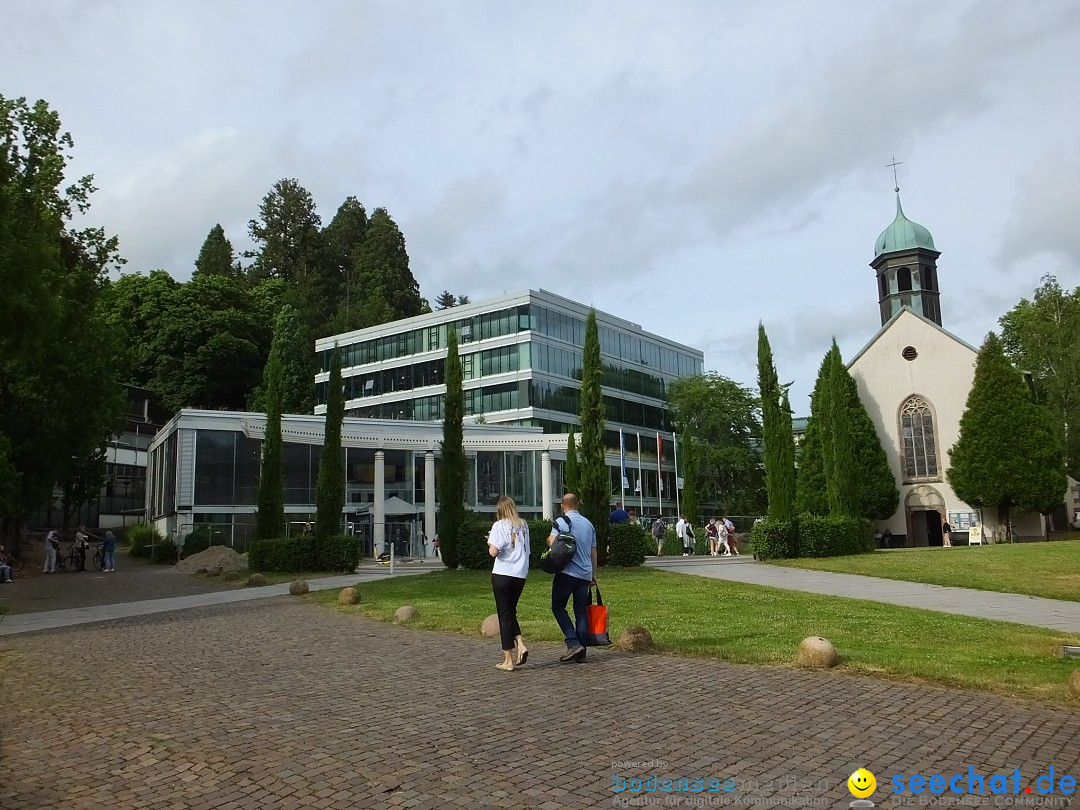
left=314, top=289, right=703, bottom=505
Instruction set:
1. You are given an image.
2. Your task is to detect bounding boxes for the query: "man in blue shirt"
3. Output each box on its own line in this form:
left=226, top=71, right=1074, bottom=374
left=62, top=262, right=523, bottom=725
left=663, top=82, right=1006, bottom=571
left=548, top=492, right=597, bottom=663
left=610, top=502, right=630, bottom=524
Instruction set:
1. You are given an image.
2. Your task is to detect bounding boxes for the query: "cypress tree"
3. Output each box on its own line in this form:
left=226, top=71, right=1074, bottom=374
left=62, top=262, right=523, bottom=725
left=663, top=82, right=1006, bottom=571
left=838, top=357, right=898, bottom=520
left=795, top=348, right=833, bottom=516
left=679, top=427, right=699, bottom=526
left=439, top=324, right=466, bottom=568
left=564, top=429, right=580, bottom=496
left=314, top=344, right=345, bottom=558
left=825, top=348, right=860, bottom=518
left=255, top=343, right=285, bottom=540
left=948, top=333, right=1066, bottom=529
left=578, top=310, right=609, bottom=565
left=757, top=324, right=796, bottom=521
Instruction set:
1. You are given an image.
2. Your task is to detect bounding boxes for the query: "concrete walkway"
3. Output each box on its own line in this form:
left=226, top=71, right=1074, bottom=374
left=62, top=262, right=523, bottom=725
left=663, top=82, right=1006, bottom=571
left=0, top=564, right=430, bottom=636
left=647, top=555, right=1080, bottom=634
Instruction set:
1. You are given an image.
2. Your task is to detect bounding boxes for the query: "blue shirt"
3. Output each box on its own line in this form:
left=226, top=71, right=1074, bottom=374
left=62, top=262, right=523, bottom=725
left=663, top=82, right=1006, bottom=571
left=610, top=508, right=630, bottom=524
left=550, top=509, right=595, bottom=581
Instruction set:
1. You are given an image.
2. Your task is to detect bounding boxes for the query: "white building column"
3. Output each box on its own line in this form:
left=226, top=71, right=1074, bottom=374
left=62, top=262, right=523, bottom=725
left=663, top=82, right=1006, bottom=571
left=374, top=450, right=385, bottom=557
left=541, top=450, right=553, bottom=520
left=424, top=451, right=436, bottom=549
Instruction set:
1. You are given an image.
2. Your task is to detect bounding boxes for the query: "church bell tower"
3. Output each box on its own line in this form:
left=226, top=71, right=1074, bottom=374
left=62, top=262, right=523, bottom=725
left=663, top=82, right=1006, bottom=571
left=870, top=181, right=942, bottom=327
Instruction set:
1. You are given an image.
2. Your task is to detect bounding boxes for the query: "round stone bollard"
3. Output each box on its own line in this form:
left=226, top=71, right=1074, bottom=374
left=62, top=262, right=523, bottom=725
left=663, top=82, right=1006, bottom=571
left=338, top=586, right=360, bottom=606
left=207, top=566, right=223, bottom=578
left=1069, top=668, right=1080, bottom=699
left=617, top=625, right=654, bottom=652
left=247, top=573, right=266, bottom=587
left=394, top=605, right=419, bottom=624
left=480, top=614, right=501, bottom=637
left=795, top=636, right=838, bottom=668
left=289, top=578, right=309, bottom=596
left=222, top=570, right=240, bottom=582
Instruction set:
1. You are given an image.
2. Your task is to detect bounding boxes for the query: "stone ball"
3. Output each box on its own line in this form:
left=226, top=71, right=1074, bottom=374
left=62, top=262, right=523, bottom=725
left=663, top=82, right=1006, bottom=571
left=1069, top=668, right=1080, bottom=699
left=480, top=614, right=501, bottom=637
left=617, top=625, right=654, bottom=652
left=222, top=570, right=240, bottom=581
left=394, top=605, right=419, bottom=624
left=247, top=573, right=266, bottom=587
left=195, top=568, right=209, bottom=576
left=795, top=636, right=838, bottom=668
left=289, top=579, right=309, bottom=596
left=338, top=587, right=361, bottom=605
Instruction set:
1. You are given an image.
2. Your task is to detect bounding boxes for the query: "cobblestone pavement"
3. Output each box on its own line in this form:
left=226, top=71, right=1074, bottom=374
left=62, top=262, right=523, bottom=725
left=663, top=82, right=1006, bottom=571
left=2, top=598, right=1079, bottom=809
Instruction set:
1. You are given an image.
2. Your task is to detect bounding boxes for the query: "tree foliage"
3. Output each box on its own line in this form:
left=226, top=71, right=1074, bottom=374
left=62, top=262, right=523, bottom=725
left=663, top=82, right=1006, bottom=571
left=824, top=347, right=860, bottom=518
left=564, top=429, right=580, bottom=497
left=757, top=324, right=796, bottom=521
left=948, top=332, right=1066, bottom=526
left=255, top=340, right=285, bottom=541
left=193, top=223, right=237, bottom=278
left=348, top=207, right=424, bottom=330
left=667, top=373, right=765, bottom=516
left=248, top=304, right=314, bottom=414
left=315, top=345, right=345, bottom=552
left=578, top=310, right=609, bottom=564
left=439, top=324, right=466, bottom=568
left=999, top=275, right=1080, bottom=478
left=679, top=427, right=700, bottom=524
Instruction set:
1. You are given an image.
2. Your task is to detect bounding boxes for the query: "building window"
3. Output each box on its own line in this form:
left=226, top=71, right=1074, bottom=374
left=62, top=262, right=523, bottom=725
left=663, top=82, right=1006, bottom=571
left=878, top=274, right=888, bottom=299
left=897, top=267, right=912, bottom=292
left=899, top=395, right=939, bottom=481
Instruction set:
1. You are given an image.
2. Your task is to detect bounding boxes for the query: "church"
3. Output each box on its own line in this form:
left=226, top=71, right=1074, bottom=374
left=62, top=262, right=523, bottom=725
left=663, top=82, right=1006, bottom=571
left=844, top=191, right=1062, bottom=546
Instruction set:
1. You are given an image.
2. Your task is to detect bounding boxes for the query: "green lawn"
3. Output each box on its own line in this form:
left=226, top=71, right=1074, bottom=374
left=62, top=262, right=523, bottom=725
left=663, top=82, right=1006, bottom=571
left=309, top=568, right=1080, bottom=705
left=772, top=539, right=1080, bottom=602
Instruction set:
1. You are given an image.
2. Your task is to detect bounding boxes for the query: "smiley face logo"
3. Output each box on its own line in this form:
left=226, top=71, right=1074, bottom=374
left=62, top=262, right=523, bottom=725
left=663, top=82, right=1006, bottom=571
left=848, top=768, right=876, bottom=798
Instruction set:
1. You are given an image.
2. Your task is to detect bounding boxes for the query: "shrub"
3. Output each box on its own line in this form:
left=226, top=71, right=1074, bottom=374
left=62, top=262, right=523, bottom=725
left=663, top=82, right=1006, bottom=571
left=797, top=515, right=873, bottom=558
left=662, top=526, right=682, bottom=557
left=528, top=519, right=552, bottom=570
left=248, top=537, right=316, bottom=573
left=456, top=514, right=494, bottom=571
left=641, top=528, right=659, bottom=558
left=751, top=518, right=798, bottom=561
left=693, top=527, right=710, bottom=556
left=150, top=537, right=177, bottom=564
left=127, top=522, right=161, bottom=559
left=318, top=534, right=359, bottom=573
left=182, top=525, right=227, bottom=555
left=608, top=524, right=646, bottom=567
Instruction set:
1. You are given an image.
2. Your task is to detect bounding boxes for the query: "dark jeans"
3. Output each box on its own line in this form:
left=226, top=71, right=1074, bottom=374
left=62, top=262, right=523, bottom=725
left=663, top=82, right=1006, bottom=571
left=551, top=572, right=590, bottom=649
left=491, top=573, right=526, bottom=651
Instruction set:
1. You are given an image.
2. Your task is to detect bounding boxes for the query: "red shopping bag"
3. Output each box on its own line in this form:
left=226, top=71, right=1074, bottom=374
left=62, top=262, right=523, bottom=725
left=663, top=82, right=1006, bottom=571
left=583, top=584, right=611, bottom=647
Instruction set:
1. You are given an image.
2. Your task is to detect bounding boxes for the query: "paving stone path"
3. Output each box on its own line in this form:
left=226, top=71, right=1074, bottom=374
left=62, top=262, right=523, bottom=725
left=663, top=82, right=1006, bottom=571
left=2, top=597, right=1078, bottom=809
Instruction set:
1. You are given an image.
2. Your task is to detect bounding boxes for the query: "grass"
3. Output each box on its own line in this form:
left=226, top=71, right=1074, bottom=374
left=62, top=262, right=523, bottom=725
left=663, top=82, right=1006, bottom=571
left=771, top=539, right=1080, bottom=602
left=309, top=567, right=1080, bottom=705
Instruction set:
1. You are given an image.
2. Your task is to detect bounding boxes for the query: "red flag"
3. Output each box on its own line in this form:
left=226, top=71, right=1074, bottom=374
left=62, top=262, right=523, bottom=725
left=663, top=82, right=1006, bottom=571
left=657, top=433, right=663, bottom=461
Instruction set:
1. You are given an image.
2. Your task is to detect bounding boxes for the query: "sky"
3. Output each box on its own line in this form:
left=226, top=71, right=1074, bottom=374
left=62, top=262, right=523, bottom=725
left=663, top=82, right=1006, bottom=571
left=6, top=0, right=1080, bottom=409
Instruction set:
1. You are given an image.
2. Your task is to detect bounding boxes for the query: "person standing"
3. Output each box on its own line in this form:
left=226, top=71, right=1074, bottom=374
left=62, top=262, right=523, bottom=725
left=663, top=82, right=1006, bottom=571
left=675, top=515, right=688, bottom=556
left=43, top=529, right=59, bottom=573
left=74, top=525, right=89, bottom=571
left=684, top=521, right=696, bottom=555
left=610, top=502, right=630, bottom=524
left=103, top=530, right=117, bottom=572
left=0, top=544, right=14, bottom=582
left=942, top=521, right=952, bottom=547
left=651, top=517, right=666, bottom=556
left=549, top=493, right=596, bottom=663
left=488, top=496, right=531, bottom=672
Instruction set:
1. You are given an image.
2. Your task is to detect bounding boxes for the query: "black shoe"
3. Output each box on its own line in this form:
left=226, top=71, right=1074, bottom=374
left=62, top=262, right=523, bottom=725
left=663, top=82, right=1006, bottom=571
left=571, top=648, right=586, bottom=663
left=559, top=645, right=585, bottom=662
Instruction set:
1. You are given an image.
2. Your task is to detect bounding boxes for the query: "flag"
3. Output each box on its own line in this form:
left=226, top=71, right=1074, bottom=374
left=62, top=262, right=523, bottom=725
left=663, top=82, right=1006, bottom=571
left=657, top=433, right=663, bottom=460
left=619, top=429, right=629, bottom=489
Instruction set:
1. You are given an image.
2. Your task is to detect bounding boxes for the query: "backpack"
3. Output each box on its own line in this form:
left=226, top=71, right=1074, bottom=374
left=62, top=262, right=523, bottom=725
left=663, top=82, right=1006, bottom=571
left=540, top=516, right=577, bottom=574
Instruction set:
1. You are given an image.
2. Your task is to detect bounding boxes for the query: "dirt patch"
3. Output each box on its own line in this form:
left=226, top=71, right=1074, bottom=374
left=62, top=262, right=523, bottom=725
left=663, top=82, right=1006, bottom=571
left=176, top=547, right=248, bottom=575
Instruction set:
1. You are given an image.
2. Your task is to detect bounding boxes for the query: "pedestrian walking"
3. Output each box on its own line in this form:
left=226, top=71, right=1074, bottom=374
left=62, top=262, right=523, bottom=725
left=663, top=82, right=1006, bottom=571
left=103, top=530, right=117, bottom=572
left=549, top=493, right=596, bottom=664
left=676, top=516, right=688, bottom=556
left=488, top=496, right=530, bottom=672
left=43, top=529, right=59, bottom=573
left=651, top=517, right=665, bottom=556
left=942, top=521, right=952, bottom=547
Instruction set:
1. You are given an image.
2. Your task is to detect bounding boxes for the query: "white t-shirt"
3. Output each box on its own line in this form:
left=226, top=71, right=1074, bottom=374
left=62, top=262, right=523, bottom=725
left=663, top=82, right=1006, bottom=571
left=489, top=518, right=530, bottom=579
left=675, top=518, right=687, bottom=539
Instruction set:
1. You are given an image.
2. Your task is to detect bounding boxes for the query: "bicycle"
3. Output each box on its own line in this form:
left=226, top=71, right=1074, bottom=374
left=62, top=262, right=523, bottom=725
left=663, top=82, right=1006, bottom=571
left=92, top=543, right=105, bottom=572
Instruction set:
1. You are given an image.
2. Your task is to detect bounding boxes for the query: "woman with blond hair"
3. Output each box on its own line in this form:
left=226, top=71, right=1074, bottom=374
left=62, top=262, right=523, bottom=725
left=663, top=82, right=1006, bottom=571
left=488, top=495, right=531, bottom=671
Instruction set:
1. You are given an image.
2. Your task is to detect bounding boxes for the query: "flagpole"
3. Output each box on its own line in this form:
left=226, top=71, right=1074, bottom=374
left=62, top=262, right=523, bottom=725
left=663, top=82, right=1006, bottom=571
left=619, top=428, right=627, bottom=506
left=636, top=431, right=644, bottom=518
left=656, top=432, right=664, bottom=517
left=673, top=430, right=681, bottom=518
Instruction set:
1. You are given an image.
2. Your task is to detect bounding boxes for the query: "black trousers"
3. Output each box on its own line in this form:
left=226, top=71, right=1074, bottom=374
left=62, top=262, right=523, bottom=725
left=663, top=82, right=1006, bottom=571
left=491, top=573, right=526, bottom=651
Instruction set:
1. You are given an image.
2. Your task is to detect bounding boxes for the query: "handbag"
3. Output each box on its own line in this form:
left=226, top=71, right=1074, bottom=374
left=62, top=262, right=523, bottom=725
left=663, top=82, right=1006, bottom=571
left=582, top=584, right=611, bottom=647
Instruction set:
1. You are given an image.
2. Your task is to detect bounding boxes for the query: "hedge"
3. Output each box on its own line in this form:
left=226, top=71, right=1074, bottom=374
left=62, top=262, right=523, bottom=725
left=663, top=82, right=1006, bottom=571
left=457, top=515, right=495, bottom=570
left=248, top=537, right=315, bottom=572
left=662, top=527, right=683, bottom=556
left=693, top=528, right=710, bottom=556
left=751, top=518, right=798, bottom=561
left=318, top=534, right=360, bottom=573
left=528, top=519, right=552, bottom=570
left=607, top=524, right=646, bottom=567
left=797, top=515, right=873, bottom=558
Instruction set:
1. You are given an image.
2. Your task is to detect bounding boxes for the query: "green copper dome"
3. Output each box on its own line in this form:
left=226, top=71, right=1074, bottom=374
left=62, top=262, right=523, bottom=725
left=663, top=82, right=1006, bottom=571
left=874, top=194, right=936, bottom=257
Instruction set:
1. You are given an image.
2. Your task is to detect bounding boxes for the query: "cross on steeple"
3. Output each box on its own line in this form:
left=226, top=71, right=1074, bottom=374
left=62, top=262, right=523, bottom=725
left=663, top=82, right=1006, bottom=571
left=887, top=156, right=903, bottom=192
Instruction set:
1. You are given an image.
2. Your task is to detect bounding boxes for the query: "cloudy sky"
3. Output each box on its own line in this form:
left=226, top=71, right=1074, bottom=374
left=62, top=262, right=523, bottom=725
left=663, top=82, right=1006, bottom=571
left=7, top=0, right=1080, bottom=407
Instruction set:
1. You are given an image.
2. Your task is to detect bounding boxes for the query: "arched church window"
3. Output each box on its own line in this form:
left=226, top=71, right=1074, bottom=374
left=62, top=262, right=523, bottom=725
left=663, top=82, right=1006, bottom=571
left=897, top=267, right=912, bottom=292
left=899, top=395, right=939, bottom=481
left=878, top=274, right=888, bottom=299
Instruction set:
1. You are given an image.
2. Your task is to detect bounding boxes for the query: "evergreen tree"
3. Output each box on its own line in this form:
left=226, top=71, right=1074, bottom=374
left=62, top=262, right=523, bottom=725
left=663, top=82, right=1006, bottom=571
left=193, top=224, right=237, bottom=278
left=825, top=348, right=860, bottom=518
left=839, top=357, right=899, bottom=521
left=564, top=429, right=580, bottom=497
left=351, top=208, right=424, bottom=329
left=435, top=291, right=457, bottom=309
left=457, top=294, right=471, bottom=305
left=314, top=344, right=345, bottom=557
left=323, top=197, right=368, bottom=332
left=679, top=427, right=700, bottom=526
left=255, top=342, right=285, bottom=540
left=578, top=310, right=609, bottom=564
left=794, top=348, right=833, bottom=516
left=948, top=333, right=1066, bottom=528
left=757, top=323, right=796, bottom=521
left=438, top=324, right=466, bottom=568
left=248, top=303, right=314, bottom=414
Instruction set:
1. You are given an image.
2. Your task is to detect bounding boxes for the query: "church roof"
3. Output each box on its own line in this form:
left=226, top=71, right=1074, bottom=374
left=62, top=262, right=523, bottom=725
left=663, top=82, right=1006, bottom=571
left=874, top=194, right=936, bottom=258
left=847, top=305, right=977, bottom=369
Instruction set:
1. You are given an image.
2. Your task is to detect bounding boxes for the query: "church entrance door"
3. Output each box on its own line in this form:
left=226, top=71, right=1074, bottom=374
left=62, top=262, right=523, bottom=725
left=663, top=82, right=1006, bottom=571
left=905, top=485, right=945, bottom=547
